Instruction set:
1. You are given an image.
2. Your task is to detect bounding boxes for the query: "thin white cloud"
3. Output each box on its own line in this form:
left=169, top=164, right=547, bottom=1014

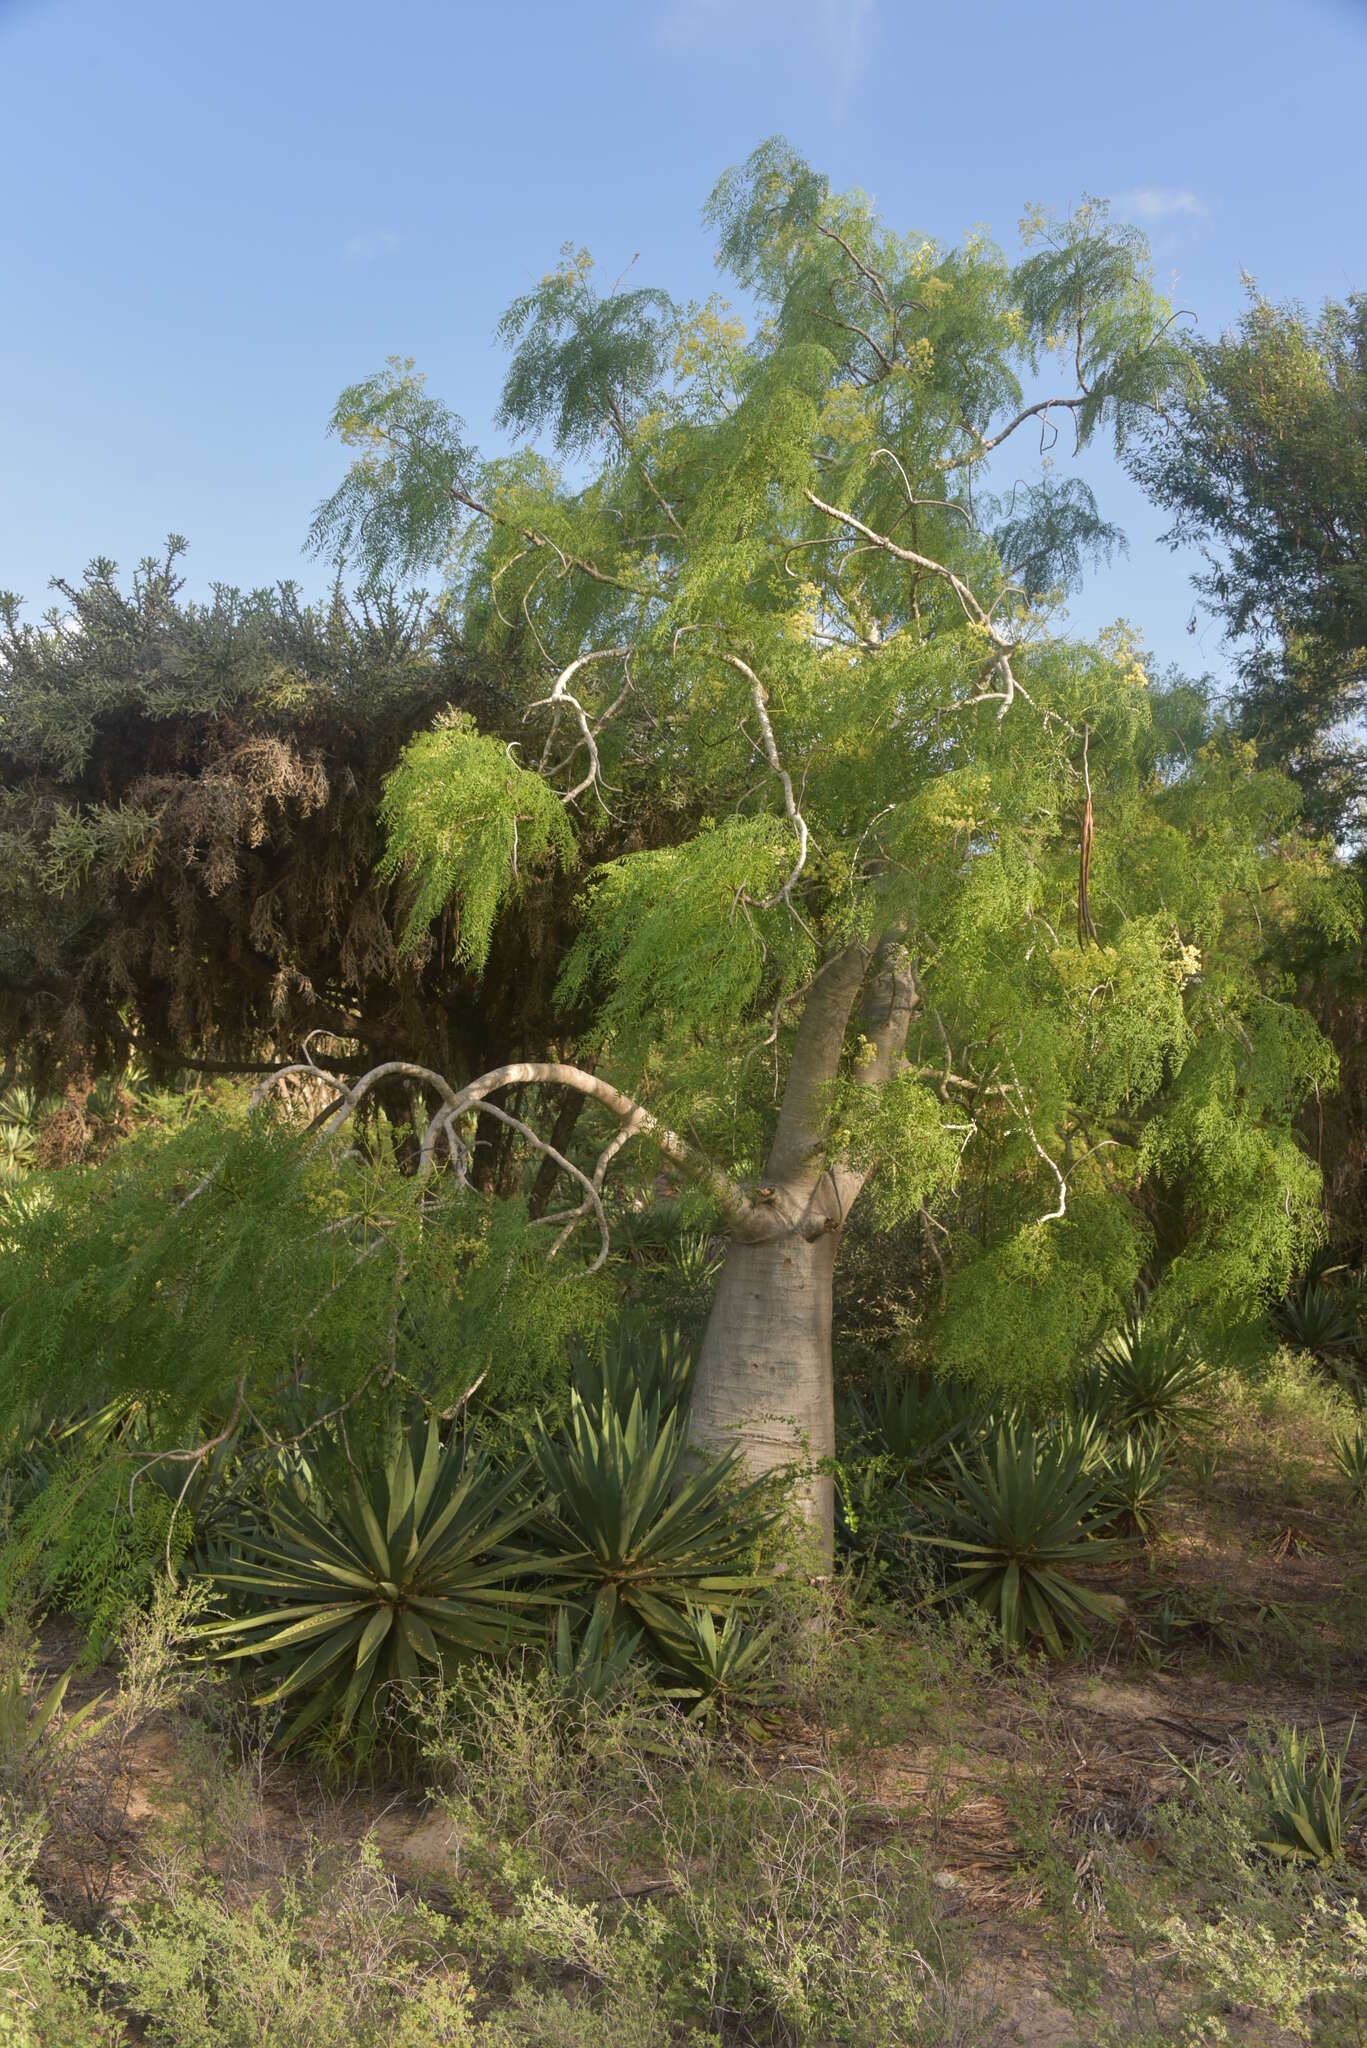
left=342, top=229, right=400, bottom=264
left=658, top=0, right=874, bottom=107
left=1116, top=187, right=1211, bottom=226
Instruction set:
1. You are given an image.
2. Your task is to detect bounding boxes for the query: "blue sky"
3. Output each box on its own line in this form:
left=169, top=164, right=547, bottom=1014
left=1, top=0, right=1363, bottom=683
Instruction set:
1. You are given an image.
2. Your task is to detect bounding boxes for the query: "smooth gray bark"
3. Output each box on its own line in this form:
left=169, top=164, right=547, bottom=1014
left=690, top=933, right=917, bottom=1560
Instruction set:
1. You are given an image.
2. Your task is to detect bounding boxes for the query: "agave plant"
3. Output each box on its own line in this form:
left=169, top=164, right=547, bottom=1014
left=1277, top=1280, right=1362, bottom=1359
left=572, top=1323, right=696, bottom=1427
left=0, top=1652, right=107, bottom=1794
left=1046, top=1410, right=1111, bottom=1476
left=666, top=1227, right=726, bottom=1302
left=533, top=1389, right=770, bottom=1646
left=0, top=1086, right=55, bottom=1184
left=1333, top=1426, right=1367, bottom=1509
left=1188, top=1444, right=1220, bottom=1490
left=1066, top=1359, right=1110, bottom=1432
left=134, top=1409, right=254, bottom=1564
left=1250, top=1721, right=1366, bottom=1866
left=549, top=1589, right=642, bottom=1704
left=1101, top=1431, right=1169, bottom=1539
left=1094, top=1317, right=1215, bottom=1439
left=198, top=1411, right=542, bottom=1746
left=0, top=1123, right=37, bottom=1184
left=654, top=1604, right=777, bottom=1725
left=843, top=1371, right=980, bottom=1486
left=926, top=1419, right=1123, bottom=1654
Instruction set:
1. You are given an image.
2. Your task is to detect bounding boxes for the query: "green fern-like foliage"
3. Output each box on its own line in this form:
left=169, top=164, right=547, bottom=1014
left=1, top=1442, right=180, bottom=1660
left=557, top=816, right=816, bottom=1048
left=3, top=143, right=1351, bottom=1511
left=0, top=1097, right=607, bottom=1449
left=379, top=712, right=577, bottom=969
left=936, top=1196, right=1149, bottom=1406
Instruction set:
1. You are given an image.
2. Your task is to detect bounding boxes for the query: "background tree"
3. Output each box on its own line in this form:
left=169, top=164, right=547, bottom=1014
left=1131, top=289, right=1367, bottom=847
left=1132, top=290, right=1367, bottom=1256
left=0, top=547, right=600, bottom=1185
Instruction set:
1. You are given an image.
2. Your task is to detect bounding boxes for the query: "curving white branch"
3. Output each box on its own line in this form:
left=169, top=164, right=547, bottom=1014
left=718, top=653, right=810, bottom=910
left=526, top=645, right=631, bottom=805
left=1009, top=1067, right=1068, bottom=1226
left=803, top=488, right=1031, bottom=722
left=256, top=1053, right=761, bottom=1255
left=430, top=1092, right=613, bottom=1272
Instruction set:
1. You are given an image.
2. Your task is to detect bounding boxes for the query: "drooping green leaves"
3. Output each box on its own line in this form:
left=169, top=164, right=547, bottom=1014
left=557, top=816, right=817, bottom=1047
left=496, top=246, right=677, bottom=458
left=830, top=1073, right=962, bottom=1230
left=0, top=1097, right=606, bottom=1446
left=1014, top=197, right=1198, bottom=454
left=379, top=713, right=577, bottom=970
left=937, top=1195, right=1150, bottom=1406
left=310, top=357, right=476, bottom=586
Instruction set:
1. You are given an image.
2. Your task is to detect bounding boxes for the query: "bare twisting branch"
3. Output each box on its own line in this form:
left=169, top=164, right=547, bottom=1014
left=718, top=653, right=810, bottom=909
left=525, top=645, right=631, bottom=805
left=1009, top=1065, right=1068, bottom=1226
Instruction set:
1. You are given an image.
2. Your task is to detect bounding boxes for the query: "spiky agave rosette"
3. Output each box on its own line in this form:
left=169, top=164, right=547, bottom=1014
left=926, top=1417, right=1124, bottom=1653
left=197, top=1412, right=544, bottom=1744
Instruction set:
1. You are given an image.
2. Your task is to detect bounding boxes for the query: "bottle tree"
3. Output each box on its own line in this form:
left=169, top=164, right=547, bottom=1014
left=105, top=142, right=1340, bottom=1556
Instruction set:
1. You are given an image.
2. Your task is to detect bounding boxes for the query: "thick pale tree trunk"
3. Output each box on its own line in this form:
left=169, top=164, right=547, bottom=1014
left=691, top=1228, right=843, bottom=1554
left=690, top=934, right=917, bottom=1562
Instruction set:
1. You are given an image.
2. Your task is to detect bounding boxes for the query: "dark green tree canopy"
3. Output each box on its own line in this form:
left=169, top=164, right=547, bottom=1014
left=0, top=544, right=580, bottom=1093
left=1132, top=289, right=1367, bottom=845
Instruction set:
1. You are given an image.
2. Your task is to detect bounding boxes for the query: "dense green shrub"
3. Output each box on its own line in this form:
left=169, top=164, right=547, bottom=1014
left=102, top=1837, right=477, bottom=2047
left=0, top=1811, right=113, bottom=2047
